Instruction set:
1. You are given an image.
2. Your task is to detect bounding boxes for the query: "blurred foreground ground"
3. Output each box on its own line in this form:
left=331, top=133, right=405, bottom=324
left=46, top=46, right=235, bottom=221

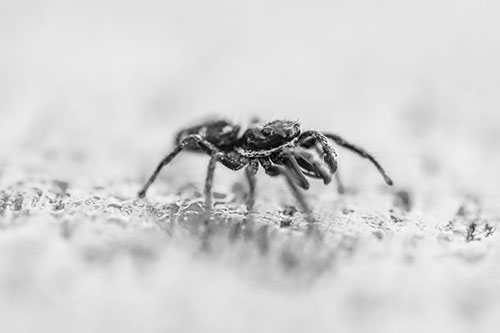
left=1, top=0, right=500, bottom=332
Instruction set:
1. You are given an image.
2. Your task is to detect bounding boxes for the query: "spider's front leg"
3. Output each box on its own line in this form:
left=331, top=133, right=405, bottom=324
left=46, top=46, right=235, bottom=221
left=276, top=150, right=310, bottom=190
left=322, top=132, right=393, bottom=186
left=259, top=157, right=315, bottom=222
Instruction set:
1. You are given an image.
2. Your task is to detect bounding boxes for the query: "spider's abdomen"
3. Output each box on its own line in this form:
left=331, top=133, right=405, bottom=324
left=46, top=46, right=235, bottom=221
left=240, top=120, right=301, bottom=151
left=175, top=119, right=240, bottom=150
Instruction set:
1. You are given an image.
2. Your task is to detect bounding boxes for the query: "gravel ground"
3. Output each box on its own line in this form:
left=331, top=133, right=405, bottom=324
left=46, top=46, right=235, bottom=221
left=2, top=1, right=500, bottom=332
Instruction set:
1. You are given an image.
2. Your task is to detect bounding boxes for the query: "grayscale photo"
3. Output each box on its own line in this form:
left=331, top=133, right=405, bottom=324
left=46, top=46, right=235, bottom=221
left=1, top=0, right=499, bottom=332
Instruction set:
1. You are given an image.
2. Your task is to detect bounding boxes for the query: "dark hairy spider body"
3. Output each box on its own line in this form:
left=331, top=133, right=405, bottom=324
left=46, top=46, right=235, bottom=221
left=138, top=118, right=393, bottom=221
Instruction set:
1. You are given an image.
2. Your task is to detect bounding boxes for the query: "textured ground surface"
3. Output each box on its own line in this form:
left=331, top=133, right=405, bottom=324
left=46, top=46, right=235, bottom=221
left=2, top=0, right=500, bottom=332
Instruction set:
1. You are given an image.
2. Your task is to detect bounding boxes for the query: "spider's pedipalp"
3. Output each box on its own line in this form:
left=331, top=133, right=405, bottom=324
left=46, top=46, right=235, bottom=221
left=298, top=131, right=338, bottom=174
left=287, top=146, right=332, bottom=185
left=322, top=132, right=394, bottom=186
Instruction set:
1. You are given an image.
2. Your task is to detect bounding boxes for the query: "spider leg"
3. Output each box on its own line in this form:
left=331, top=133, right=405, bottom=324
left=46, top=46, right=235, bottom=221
left=278, top=150, right=310, bottom=190
left=334, top=170, right=346, bottom=194
left=138, top=134, right=219, bottom=198
left=204, top=152, right=224, bottom=210
left=245, top=159, right=259, bottom=211
left=299, top=141, right=343, bottom=192
left=298, top=131, right=338, bottom=174
left=308, top=142, right=346, bottom=194
left=298, top=167, right=344, bottom=193
left=259, top=157, right=314, bottom=222
left=322, top=132, right=393, bottom=186
left=286, top=146, right=331, bottom=185
left=138, top=146, right=183, bottom=198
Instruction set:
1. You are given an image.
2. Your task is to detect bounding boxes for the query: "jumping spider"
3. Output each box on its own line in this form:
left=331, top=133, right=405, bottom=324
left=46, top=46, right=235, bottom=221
left=138, top=119, right=393, bottom=221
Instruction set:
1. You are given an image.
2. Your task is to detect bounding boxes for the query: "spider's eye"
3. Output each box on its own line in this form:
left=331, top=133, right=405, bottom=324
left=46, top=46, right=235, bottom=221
left=221, top=125, right=233, bottom=134
left=262, top=128, right=272, bottom=136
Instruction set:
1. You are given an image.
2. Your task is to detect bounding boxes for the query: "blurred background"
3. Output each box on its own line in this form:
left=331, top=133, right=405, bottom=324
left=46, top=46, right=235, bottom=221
left=1, top=0, right=499, bottom=198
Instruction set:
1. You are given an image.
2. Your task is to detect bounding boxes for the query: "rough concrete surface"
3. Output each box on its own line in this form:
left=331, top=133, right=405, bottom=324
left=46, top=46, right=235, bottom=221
left=1, top=1, right=500, bottom=332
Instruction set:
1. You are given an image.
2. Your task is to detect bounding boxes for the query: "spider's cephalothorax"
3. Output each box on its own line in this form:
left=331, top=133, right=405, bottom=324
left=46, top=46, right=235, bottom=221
left=138, top=118, right=393, bottom=221
left=239, top=120, right=301, bottom=152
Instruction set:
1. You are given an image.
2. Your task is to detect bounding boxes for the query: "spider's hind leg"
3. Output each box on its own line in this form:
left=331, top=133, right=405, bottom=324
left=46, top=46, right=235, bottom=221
left=138, top=146, right=183, bottom=198
left=138, top=134, right=220, bottom=199
left=204, top=152, right=224, bottom=211
left=245, top=159, right=259, bottom=212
